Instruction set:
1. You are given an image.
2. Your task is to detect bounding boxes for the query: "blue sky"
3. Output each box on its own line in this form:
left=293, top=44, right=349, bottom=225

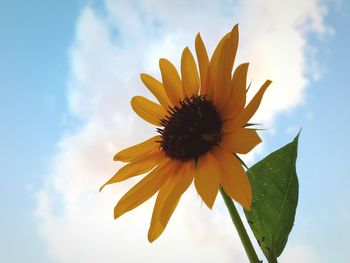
left=1, top=0, right=349, bottom=262
left=0, top=0, right=83, bottom=261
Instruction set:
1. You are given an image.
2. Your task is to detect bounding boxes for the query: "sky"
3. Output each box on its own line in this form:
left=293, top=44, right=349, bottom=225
left=0, top=0, right=349, bottom=262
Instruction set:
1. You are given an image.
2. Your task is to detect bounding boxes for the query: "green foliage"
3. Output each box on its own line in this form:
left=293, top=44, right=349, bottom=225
left=244, top=133, right=300, bottom=262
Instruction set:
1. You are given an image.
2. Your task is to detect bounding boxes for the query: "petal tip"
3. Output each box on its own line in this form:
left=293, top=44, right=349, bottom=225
left=114, top=209, right=121, bottom=219
left=99, top=184, right=105, bottom=192
left=182, top=47, right=192, bottom=59
left=242, top=191, right=252, bottom=211
left=130, top=96, right=138, bottom=105
left=205, top=200, right=215, bottom=209
left=113, top=204, right=123, bottom=219
left=148, top=223, right=164, bottom=243
left=159, top=58, right=167, bottom=67
left=113, top=154, right=119, bottom=161
left=230, top=24, right=239, bottom=37
left=147, top=233, right=156, bottom=243
left=243, top=200, right=252, bottom=211
left=198, top=193, right=216, bottom=209
left=140, top=73, right=146, bottom=80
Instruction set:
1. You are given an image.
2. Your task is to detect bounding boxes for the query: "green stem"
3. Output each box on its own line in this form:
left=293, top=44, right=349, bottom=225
left=220, top=187, right=261, bottom=263
left=268, top=256, right=278, bottom=263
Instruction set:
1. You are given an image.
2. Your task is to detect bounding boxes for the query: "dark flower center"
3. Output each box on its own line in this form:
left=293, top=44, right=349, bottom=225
left=158, top=95, right=222, bottom=162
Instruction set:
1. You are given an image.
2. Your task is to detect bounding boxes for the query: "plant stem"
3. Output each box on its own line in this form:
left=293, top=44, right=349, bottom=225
left=268, top=256, right=278, bottom=263
left=220, top=187, right=261, bottom=263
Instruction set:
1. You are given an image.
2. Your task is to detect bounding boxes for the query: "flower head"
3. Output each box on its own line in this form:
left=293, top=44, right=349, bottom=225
left=101, top=24, right=272, bottom=242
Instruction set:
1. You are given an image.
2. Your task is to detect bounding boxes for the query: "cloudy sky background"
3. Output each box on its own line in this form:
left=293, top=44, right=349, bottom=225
left=1, top=0, right=349, bottom=262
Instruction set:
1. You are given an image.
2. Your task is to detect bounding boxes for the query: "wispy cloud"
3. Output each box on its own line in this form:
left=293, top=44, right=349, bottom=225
left=36, top=0, right=329, bottom=262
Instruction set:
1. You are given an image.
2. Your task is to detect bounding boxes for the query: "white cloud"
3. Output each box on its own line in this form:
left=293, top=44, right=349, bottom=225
left=36, top=0, right=329, bottom=262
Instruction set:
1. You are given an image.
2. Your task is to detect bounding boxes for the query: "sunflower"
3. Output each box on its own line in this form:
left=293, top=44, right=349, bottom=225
left=101, top=24, right=272, bottom=242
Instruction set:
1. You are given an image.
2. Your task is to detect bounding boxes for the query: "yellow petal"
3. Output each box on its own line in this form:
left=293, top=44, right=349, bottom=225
left=140, top=73, right=172, bottom=109
left=148, top=173, right=180, bottom=242
left=221, top=63, right=249, bottom=119
left=220, top=128, right=261, bottom=154
left=195, top=33, right=209, bottom=94
left=100, top=151, right=164, bottom=191
left=114, top=157, right=172, bottom=219
left=205, top=32, right=229, bottom=101
left=222, top=80, right=272, bottom=133
left=131, top=96, right=167, bottom=126
left=181, top=47, right=200, bottom=97
left=159, top=58, right=183, bottom=105
left=148, top=178, right=170, bottom=242
left=213, top=25, right=239, bottom=109
left=159, top=161, right=195, bottom=225
left=194, top=152, right=221, bottom=208
left=225, top=25, right=239, bottom=76
left=113, top=135, right=161, bottom=162
left=213, top=147, right=252, bottom=210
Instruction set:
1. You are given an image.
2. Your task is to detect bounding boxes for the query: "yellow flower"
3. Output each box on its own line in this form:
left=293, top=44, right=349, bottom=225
left=101, top=24, right=272, bottom=242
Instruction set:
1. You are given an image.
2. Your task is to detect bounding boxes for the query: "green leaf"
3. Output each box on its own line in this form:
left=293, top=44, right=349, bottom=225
left=244, top=133, right=300, bottom=262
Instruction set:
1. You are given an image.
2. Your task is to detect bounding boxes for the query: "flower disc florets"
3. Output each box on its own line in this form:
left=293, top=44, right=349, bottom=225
left=158, top=95, right=222, bottom=161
